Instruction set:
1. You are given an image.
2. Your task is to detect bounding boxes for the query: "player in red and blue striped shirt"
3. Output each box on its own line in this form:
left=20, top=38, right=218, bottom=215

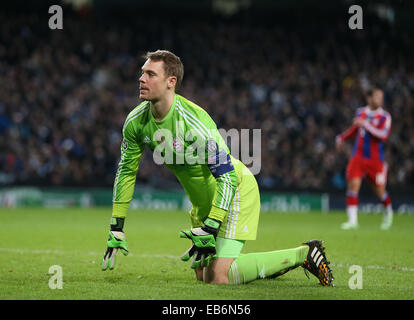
left=336, top=88, right=393, bottom=230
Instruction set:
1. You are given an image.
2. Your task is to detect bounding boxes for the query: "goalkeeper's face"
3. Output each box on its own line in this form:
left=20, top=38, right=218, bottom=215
left=139, top=59, right=177, bottom=101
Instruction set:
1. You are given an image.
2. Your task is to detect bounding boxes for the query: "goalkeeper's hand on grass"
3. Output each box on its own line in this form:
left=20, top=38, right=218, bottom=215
left=180, top=217, right=221, bottom=269
left=101, top=218, right=128, bottom=271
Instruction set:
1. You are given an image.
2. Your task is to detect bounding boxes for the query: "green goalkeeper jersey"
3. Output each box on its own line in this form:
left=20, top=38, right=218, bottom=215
left=112, top=93, right=245, bottom=223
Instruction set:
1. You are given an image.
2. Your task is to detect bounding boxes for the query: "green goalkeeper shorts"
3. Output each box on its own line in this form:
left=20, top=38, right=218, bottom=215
left=217, top=168, right=260, bottom=241
left=215, top=237, right=245, bottom=258
left=189, top=167, right=260, bottom=241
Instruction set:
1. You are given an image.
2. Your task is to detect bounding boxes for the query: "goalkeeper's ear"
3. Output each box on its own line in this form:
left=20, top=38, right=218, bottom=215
left=167, top=75, right=177, bottom=90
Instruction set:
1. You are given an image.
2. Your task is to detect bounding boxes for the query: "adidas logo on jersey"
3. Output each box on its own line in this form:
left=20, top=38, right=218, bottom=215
left=242, top=225, right=248, bottom=233
left=143, top=136, right=151, bottom=144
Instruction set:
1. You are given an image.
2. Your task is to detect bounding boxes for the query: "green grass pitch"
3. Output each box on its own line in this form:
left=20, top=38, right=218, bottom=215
left=1, top=207, right=413, bottom=300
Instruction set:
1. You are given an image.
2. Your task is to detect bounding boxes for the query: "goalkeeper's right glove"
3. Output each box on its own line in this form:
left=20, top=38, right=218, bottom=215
left=101, top=217, right=128, bottom=271
left=180, top=217, right=221, bottom=269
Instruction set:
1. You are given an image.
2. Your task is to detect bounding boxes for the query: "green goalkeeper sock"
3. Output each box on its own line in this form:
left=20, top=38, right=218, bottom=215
left=228, top=246, right=308, bottom=284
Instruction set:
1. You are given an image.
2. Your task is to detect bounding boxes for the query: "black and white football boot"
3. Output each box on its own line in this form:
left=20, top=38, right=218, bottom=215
left=302, top=240, right=334, bottom=286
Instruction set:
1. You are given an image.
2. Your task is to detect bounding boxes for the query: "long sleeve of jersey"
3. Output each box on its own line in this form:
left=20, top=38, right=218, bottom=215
left=207, top=148, right=238, bottom=222
left=197, top=113, right=238, bottom=222
left=338, top=124, right=358, bottom=141
left=112, top=120, right=144, bottom=218
left=362, top=115, right=391, bottom=141
left=338, top=108, right=363, bottom=142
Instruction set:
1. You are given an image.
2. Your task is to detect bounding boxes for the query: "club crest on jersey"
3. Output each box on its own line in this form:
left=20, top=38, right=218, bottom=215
left=122, top=139, right=128, bottom=150
left=173, top=138, right=184, bottom=152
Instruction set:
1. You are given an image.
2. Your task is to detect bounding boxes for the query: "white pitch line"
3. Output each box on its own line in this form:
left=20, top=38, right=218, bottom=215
left=330, top=263, right=414, bottom=272
left=0, top=247, right=179, bottom=260
left=1, top=248, right=413, bottom=273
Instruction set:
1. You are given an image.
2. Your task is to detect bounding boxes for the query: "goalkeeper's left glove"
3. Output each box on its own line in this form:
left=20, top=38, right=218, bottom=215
left=101, top=217, right=128, bottom=271
left=180, top=217, right=221, bottom=269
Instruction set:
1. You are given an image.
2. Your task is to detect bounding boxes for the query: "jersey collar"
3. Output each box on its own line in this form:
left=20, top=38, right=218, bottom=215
left=150, top=94, right=177, bottom=125
left=365, top=105, right=383, bottom=116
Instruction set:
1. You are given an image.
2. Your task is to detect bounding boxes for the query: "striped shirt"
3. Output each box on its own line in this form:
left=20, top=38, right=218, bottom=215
left=339, top=106, right=392, bottom=162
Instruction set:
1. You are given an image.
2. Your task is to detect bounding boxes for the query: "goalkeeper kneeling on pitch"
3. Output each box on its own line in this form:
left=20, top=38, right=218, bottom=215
left=101, top=49, right=334, bottom=286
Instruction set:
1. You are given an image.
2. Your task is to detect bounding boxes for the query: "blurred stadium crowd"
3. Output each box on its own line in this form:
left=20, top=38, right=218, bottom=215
left=1, top=7, right=413, bottom=192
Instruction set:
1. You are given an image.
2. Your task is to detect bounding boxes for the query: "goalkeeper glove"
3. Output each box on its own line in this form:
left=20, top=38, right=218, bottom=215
left=101, top=217, right=128, bottom=271
left=180, top=217, right=221, bottom=269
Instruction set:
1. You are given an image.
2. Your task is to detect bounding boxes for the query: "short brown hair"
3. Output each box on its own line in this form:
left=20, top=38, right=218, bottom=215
left=365, top=87, right=382, bottom=98
left=144, top=50, right=184, bottom=90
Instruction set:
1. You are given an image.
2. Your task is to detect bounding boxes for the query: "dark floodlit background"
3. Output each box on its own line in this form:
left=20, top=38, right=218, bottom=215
left=1, top=0, right=413, bottom=210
